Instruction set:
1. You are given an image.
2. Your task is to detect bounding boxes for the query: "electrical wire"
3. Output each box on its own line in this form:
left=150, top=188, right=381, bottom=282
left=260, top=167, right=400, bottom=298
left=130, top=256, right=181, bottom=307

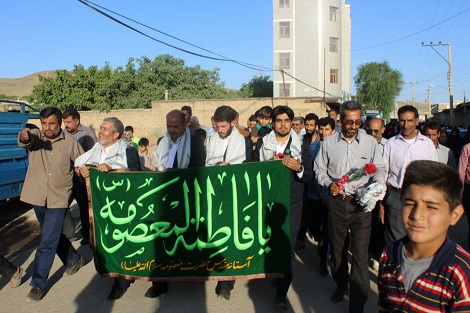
left=78, top=0, right=341, bottom=99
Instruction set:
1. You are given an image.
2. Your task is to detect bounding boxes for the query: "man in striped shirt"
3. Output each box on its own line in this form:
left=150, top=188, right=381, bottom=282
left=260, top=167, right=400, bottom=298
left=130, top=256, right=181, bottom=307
left=378, top=160, right=470, bottom=312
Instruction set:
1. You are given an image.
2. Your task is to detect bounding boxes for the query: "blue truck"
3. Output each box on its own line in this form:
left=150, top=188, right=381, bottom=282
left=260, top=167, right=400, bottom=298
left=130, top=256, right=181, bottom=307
left=0, top=100, right=39, bottom=203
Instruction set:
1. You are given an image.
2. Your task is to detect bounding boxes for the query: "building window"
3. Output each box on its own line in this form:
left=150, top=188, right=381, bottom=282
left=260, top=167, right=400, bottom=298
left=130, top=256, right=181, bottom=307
left=279, top=53, right=290, bottom=69
left=279, top=22, right=290, bottom=38
left=330, top=69, right=339, bottom=84
left=280, top=0, right=290, bottom=8
left=330, top=6, right=338, bottom=22
left=279, top=83, right=290, bottom=97
left=329, top=37, right=339, bottom=52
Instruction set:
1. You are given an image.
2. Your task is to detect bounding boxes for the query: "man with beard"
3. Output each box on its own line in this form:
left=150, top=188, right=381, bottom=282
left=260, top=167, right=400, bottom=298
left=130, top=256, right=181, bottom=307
left=136, top=110, right=206, bottom=299
left=295, top=113, right=321, bottom=249
left=205, top=105, right=252, bottom=301
left=382, top=105, right=437, bottom=245
left=75, top=117, right=139, bottom=300
left=315, top=101, right=386, bottom=313
left=254, top=105, right=313, bottom=310
left=18, top=107, right=85, bottom=301
left=62, top=109, right=97, bottom=245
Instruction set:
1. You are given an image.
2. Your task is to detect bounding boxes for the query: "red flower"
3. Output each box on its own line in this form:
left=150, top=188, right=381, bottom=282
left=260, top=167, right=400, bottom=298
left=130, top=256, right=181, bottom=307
left=364, top=163, right=378, bottom=175
left=275, top=153, right=285, bottom=158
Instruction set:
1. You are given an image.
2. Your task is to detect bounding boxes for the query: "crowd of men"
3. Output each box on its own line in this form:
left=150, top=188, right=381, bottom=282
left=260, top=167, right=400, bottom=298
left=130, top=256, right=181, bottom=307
left=4, top=101, right=470, bottom=312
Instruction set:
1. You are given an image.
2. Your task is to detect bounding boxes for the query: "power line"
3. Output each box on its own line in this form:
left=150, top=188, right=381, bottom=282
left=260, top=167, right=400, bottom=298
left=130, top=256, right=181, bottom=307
left=351, top=6, right=470, bottom=51
left=78, top=0, right=340, bottom=98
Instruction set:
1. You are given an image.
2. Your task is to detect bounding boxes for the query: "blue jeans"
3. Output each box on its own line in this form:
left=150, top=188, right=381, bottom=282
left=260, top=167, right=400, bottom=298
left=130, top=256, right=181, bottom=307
left=31, top=206, right=80, bottom=289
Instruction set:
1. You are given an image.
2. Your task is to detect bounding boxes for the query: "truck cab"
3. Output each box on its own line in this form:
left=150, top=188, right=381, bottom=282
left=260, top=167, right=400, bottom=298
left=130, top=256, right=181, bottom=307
left=0, top=100, right=39, bottom=203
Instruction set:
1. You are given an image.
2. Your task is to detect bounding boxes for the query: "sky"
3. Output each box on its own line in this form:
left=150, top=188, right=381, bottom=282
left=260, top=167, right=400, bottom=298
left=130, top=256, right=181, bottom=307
left=1, top=0, right=470, bottom=105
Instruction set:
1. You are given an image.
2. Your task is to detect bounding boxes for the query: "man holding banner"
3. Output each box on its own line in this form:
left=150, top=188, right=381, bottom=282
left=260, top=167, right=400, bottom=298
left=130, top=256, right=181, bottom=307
left=75, top=116, right=138, bottom=300
left=254, top=105, right=313, bottom=311
left=205, top=105, right=252, bottom=301
left=144, top=109, right=206, bottom=298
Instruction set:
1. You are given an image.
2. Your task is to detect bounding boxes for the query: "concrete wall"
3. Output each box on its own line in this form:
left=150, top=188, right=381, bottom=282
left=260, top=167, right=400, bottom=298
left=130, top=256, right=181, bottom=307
left=28, top=97, right=329, bottom=147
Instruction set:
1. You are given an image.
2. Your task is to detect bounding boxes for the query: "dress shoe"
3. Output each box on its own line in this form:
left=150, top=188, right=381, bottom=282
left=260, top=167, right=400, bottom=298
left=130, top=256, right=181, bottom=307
left=331, top=287, right=347, bottom=303
left=274, top=295, right=287, bottom=311
left=319, top=262, right=329, bottom=277
left=107, top=285, right=128, bottom=300
left=26, top=287, right=45, bottom=301
left=215, top=285, right=230, bottom=300
left=145, top=282, right=168, bottom=298
left=65, top=256, right=85, bottom=276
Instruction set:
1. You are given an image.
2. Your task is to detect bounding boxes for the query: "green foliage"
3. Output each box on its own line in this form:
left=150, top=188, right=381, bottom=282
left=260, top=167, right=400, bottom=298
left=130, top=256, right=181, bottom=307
left=27, top=54, right=248, bottom=111
left=240, top=75, right=273, bottom=97
left=354, top=61, right=404, bottom=120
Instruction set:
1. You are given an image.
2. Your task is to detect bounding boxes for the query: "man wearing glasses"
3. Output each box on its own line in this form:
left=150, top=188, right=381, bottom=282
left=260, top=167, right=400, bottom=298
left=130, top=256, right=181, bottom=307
left=382, top=105, right=437, bottom=245
left=314, top=101, right=386, bottom=313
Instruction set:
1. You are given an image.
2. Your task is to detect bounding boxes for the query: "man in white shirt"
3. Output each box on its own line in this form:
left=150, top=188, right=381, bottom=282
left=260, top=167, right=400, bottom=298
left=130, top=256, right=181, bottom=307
left=382, top=106, right=438, bottom=244
left=425, top=122, right=456, bottom=169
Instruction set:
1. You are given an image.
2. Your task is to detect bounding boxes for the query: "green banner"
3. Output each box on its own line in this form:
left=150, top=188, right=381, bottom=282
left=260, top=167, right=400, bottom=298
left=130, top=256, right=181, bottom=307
left=88, top=161, right=291, bottom=281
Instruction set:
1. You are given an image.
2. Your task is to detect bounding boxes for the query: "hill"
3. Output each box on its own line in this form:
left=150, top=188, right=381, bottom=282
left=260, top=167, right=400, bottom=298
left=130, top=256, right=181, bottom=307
left=0, top=71, right=56, bottom=98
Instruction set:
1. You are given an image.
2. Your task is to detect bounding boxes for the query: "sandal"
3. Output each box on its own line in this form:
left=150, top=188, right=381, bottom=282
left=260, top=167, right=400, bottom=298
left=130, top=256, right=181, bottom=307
left=9, top=267, right=23, bottom=288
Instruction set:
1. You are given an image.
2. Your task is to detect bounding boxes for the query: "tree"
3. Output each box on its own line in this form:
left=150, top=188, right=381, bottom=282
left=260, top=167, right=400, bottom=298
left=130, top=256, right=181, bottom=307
left=240, top=75, right=273, bottom=97
left=27, top=54, right=247, bottom=111
left=354, top=61, right=404, bottom=120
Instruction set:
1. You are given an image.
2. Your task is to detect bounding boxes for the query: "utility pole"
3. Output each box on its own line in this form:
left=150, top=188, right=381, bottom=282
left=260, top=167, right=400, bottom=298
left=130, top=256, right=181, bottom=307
left=410, top=82, right=418, bottom=106
left=422, top=42, right=454, bottom=125
left=281, top=70, right=288, bottom=106
left=427, top=86, right=432, bottom=118
left=323, top=47, right=326, bottom=110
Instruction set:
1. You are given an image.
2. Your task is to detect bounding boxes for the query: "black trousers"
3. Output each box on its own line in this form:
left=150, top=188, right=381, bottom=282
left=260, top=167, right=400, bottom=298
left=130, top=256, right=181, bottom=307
left=384, top=187, right=406, bottom=244
left=0, top=255, right=16, bottom=277
left=327, top=195, right=371, bottom=313
left=276, top=193, right=303, bottom=299
left=368, top=202, right=386, bottom=260
left=73, top=173, right=90, bottom=240
left=296, top=196, right=324, bottom=243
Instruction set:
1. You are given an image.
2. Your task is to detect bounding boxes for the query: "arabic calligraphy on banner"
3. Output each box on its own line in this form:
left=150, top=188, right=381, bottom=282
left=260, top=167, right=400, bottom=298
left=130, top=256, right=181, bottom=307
left=88, top=161, right=291, bottom=281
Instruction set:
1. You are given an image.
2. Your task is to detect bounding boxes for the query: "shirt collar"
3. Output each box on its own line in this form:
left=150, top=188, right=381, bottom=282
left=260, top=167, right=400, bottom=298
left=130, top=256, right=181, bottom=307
left=397, top=130, right=427, bottom=142
left=391, top=237, right=455, bottom=270
left=337, top=130, right=361, bottom=143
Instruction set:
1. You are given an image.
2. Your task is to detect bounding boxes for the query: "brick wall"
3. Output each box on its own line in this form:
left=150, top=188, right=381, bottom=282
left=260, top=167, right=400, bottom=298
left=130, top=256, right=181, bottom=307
left=29, top=97, right=331, bottom=147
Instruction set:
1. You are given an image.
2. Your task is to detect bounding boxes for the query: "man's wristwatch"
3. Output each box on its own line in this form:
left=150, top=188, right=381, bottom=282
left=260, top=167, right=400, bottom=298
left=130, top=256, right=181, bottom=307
left=296, top=165, right=303, bottom=173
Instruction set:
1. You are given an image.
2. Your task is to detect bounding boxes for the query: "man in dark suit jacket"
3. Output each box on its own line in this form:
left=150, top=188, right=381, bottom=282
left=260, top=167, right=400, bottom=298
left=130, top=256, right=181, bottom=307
left=138, top=109, right=206, bottom=299
left=253, top=105, right=313, bottom=311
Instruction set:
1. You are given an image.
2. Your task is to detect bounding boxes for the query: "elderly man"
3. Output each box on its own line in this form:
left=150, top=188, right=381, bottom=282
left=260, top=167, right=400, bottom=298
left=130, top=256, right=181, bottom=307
left=18, top=107, right=85, bottom=301
left=315, top=101, right=386, bottom=313
left=205, top=105, right=252, bottom=301
left=62, top=108, right=97, bottom=245
left=156, top=110, right=205, bottom=172
left=75, top=117, right=140, bottom=300
left=382, top=105, right=437, bottom=245
left=292, top=116, right=306, bottom=137
left=143, top=110, right=207, bottom=298
left=254, top=105, right=313, bottom=310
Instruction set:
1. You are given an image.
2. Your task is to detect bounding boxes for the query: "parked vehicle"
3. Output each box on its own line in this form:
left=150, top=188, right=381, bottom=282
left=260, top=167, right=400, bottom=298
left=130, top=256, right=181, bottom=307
left=0, top=100, right=39, bottom=203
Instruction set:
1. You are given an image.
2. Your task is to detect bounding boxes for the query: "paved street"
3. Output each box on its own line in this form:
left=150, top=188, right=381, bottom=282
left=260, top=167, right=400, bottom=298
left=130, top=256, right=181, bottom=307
left=0, top=199, right=468, bottom=313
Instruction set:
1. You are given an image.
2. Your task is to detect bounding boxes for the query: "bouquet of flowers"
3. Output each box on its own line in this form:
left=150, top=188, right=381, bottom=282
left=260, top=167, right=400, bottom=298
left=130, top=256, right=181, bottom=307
left=337, top=163, right=378, bottom=196
left=336, top=163, right=384, bottom=211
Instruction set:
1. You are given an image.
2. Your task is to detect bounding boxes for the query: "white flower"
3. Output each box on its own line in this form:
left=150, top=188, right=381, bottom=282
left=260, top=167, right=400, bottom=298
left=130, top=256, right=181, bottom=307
left=355, top=183, right=385, bottom=212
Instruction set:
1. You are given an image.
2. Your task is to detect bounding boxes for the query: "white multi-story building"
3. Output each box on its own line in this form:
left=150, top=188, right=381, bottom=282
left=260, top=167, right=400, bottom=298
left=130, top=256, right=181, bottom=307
left=273, top=0, right=351, bottom=102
